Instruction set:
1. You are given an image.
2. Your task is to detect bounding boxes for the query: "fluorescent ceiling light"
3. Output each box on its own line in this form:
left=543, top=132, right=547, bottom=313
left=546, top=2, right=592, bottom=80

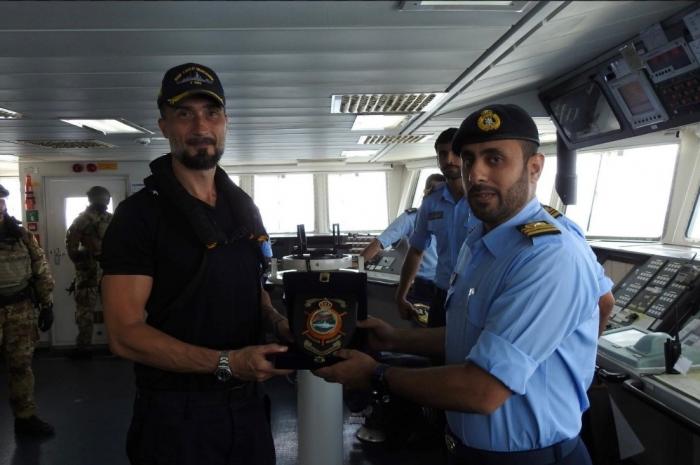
left=61, top=118, right=150, bottom=135
left=421, top=1, right=513, bottom=5
left=341, top=150, right=378, bottom=158
left=400, top=0, right=526, bottom=12
left=0, top=107, right=22, bottom=119
left=0, top=155, right=18, bottom=162
left=352, top=115, right=407, bottom=131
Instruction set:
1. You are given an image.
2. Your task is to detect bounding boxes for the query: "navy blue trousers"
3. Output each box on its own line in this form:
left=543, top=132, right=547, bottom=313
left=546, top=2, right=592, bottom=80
left=126, top=388, right=275, bottom=465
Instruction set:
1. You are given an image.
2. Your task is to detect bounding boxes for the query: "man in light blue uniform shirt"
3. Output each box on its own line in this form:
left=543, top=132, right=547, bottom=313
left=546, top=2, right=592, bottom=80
left=362, top=173, right=444, bottom=322
left=543, top=205, right=615, bottom=336
left=316, top=104, right=600, bottom=465
left=397, top=128, right=476, bottom=328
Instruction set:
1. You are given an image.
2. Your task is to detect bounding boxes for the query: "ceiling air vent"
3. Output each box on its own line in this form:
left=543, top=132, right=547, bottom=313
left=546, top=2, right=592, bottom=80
left=331, top=93, right=445, bottom=114
left=358, top=135, right=432, bottom=144
left=17, top=139, right=115, bottom=149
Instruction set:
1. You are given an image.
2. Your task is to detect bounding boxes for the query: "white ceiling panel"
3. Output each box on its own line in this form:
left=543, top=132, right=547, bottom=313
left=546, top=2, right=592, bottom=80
left=0, top=1, right=695, bottom=165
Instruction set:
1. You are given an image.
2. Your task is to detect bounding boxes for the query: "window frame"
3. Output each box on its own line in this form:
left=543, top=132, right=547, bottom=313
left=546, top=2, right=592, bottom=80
left=565, top=143, right=679, bottom=241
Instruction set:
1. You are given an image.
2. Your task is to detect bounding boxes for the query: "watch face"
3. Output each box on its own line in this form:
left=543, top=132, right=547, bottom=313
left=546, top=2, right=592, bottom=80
left=215, top=367, right=232, bottom=382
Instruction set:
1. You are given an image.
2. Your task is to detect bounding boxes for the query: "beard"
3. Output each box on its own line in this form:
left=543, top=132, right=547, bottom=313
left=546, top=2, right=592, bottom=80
left=468, top=166, right=530, bottom=227
left=172, top=143, right=223, bottom=170
left=441, top=165, right=461, bottom=180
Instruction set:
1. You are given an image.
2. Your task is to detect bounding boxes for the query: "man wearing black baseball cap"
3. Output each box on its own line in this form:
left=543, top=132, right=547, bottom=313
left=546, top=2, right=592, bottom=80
left=316, top=104, right=600, bottom=465
left=101, top=63, right=293, bottom=465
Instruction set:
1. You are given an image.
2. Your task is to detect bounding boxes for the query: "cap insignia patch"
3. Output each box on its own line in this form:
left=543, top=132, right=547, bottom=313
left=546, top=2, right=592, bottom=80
left=173, top=66, right=215, bottom=86
left=477, top=109, right=501, bottom=132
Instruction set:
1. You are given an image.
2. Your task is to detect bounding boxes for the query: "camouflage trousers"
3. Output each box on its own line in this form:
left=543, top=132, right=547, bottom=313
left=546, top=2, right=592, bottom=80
left=74, top=286, right=98, bottom=348
left=0, top=299, right=38, bottom=418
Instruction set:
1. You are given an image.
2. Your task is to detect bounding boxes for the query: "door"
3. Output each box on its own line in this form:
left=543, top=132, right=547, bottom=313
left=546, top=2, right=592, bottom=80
left=45, top=177, right=127, bottom=347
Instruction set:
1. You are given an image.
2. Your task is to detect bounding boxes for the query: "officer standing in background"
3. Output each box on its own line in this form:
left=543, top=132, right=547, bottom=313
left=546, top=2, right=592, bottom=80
left=0, top=184, right=55, bottom=437
left=396, top=128, right=475, bottom=328
left=361, top=173, right=445, bottom=323
left=317, top=104, right=600, bottom=465
left=66, top=186, right=112, bottom=359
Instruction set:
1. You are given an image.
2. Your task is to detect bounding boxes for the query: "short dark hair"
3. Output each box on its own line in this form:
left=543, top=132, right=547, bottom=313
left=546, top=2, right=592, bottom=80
left=434, top=127, right=458, bottom=151
left=520, top=140, right=539, bottom=160
left=425, top=173, right=445, bottom=189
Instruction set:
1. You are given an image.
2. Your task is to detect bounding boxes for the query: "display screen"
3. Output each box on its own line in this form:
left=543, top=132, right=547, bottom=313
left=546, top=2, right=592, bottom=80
left=617, top=80, right=655, bottom=116
left=548, top=81, right=621, bottom=143
left=647, top=45, right=692, bottom=73
left=602, top=328, right=646, bottom=347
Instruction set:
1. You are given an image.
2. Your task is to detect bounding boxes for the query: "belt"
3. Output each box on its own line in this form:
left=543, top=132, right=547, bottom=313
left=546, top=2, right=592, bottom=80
left=0, top=287, right=30, bottom=306
left=445, top=431, right=580, bottom=465
left=136, top=382, right=257, bottom=407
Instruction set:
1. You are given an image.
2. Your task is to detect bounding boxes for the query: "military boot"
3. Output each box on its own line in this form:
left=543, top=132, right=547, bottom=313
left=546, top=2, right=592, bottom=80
left=14, top=415, right=55, bottom=438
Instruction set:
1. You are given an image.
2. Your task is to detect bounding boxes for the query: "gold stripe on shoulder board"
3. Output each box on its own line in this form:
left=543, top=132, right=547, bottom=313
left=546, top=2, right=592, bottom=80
left=541, top=204, right=562, bottom=218
left=517, top=221, right=561, bottom=238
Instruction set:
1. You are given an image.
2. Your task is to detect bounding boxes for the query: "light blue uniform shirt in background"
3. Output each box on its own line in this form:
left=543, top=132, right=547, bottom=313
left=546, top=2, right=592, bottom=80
left=377, top=209, right=437, bottom=281
left=410, top=183, right=475, bottom=290
left=551, top=209, right=614, bottom=296
left=445, top=198, right=600, bottom=452
left=261, top=240, right=273, bottom=258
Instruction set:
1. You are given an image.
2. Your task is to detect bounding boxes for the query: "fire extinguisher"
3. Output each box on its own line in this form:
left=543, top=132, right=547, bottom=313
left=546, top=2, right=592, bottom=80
left=24, top=174, right=36, bottom=210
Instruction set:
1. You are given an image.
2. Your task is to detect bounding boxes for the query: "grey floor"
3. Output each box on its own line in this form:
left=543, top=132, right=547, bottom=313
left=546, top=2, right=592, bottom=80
left=0, top=349, right=444, bottom=465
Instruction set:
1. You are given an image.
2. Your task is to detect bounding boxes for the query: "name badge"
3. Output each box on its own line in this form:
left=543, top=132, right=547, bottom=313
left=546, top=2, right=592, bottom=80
left=428, top=211, right=443, bottom=220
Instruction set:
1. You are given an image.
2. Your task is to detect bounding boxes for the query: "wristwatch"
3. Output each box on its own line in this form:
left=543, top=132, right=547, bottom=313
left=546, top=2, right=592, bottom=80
left=214, top=351, right=233, bottom=382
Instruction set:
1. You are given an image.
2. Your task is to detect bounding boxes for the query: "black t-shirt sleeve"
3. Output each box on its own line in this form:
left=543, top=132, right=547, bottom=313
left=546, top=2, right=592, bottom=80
left=101, top=191, right=156, bottom=276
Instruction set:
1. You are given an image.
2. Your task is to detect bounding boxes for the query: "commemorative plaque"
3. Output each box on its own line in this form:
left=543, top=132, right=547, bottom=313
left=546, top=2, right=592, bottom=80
left=277, top=270, right=367, bottom=369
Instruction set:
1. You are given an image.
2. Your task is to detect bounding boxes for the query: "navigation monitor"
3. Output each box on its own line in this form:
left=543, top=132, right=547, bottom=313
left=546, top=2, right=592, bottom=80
left=643, top=38, right=699, bottom=83
left=606, top=71, right=668, bottom=129
left=547, top=81, right=622, bottom=144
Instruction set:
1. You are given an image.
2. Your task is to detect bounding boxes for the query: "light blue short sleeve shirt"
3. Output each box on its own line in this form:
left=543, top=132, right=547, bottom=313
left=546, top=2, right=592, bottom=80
left=445, top=198, right=600, bottom=452
left=410, top=184, right=475, bottom=290
left=377, top=210, right=437, bottom=281
left=547, top=209, right=613, bottom=296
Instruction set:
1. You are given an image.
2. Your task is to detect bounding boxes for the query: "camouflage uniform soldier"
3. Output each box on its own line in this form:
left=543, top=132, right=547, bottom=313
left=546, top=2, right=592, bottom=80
left=65, top=186, right=112, bottom=359
left=0, top=183, right=55, bottom=437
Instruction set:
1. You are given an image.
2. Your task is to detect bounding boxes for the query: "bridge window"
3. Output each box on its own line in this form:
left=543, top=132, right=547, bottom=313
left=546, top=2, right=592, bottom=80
left=412, top=168, right=442, bottom=208
left=254, top=174, right=314, bottom=233
left=0, top=176, right=22, bottom=220
left=229, top=175, right=240, bottom=186
left=565, top=144, right=678, bottom=239
left=328, top=172, right=388, bottom=232
left=536, top=156, right=558, bottom=205
left=686, top=192, right=700, bottom=241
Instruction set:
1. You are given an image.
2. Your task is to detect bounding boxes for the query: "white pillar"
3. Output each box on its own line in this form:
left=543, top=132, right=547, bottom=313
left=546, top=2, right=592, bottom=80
left=297, top=370, right=344, bottom=465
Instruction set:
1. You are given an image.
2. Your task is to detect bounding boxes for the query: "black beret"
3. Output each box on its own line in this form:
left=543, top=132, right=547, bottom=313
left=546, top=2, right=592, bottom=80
left=452, top=104, right=540, bottom=154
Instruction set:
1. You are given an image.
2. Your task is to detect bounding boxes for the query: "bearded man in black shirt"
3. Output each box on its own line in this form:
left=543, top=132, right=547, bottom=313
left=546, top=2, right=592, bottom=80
left=101, top=63, right=293, bottom=465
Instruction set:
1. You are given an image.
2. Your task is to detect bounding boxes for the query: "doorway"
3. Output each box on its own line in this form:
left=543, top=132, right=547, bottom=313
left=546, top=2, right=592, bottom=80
left=44, top=177, right=127, bottom=347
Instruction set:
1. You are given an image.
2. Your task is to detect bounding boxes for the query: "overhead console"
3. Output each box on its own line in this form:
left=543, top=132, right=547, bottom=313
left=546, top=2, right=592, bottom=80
left=540, top=5, right=700, bottom=149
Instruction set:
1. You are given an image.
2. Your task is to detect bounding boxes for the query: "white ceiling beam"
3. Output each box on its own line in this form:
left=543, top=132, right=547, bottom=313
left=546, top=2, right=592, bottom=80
left=371, top=0, right=569, bottom=162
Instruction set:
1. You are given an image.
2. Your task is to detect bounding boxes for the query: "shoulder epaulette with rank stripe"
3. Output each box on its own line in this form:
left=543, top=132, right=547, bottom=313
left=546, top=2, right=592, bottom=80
left=405, top=207, right=418, bottom=214
left=517, top=221, right=560, bottom=238
left=541, top=204, right=562, bottom=218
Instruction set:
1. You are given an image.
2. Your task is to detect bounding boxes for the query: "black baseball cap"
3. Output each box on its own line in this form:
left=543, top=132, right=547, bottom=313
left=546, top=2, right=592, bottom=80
left=157, top=63, right=225, bottom=108
left=452, top=104, right=540, bottom=154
